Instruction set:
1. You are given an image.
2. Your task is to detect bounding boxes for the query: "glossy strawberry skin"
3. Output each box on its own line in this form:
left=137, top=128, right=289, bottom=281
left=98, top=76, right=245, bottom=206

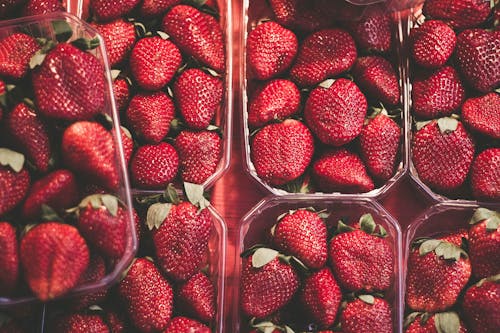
left=130, top=142, right=179, bottom=189
left=269, top=0, right=332, bottom=32
left=423, top=0, right=491, bottom=29
left=348, top=6, right=392, bottom=53
left=51, top=312, right=110, bottom=333
left=409, top=20, right=456, bottom=69
left=177, top=272, right=215, bottom=323
left=0, top=33, right=39, bottom=80
left=462, top=279, right=500, bottom=333
left=139, top=0, right=181, bottom=17
left=113, top=77, right=130, bottom=112
left=90, top=0, right=140, bottom=22
left=163, top=316, right=210, bottom=333
left=470, top=148, right=500, bottom=201
left=91, top=19, right=136, bottom=67
left=405, top=313, right=468, bottom=333
left=23, top=0, right=63, bottom=16
left=469, top=213, right=500, bottom=278
left=340, top=297, right=393, bottom=333
left=0, top=165, right=30, bottom=217
left=462, top=93, right=500, bottom=139
left=0, top=222, right=19, bottom=296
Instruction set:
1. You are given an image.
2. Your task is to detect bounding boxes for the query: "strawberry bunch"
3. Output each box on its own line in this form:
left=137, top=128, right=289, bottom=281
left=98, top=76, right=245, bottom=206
left=246, top=0, right=402, bottom=194
left=0, top=0, right=64, bottom=19
left=404, top=207, right=500, bottom=332
left=410, top=0, right=500, bottom=201
left=240, top=209, right=396, bottom=332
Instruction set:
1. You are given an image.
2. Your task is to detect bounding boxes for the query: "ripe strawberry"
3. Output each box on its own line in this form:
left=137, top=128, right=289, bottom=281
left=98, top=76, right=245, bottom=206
left=413, top=118, right=475, bottom=194
left=305, top=79, right=367, bottom=146
left=21, top=169, right=79, bottom=220
left=412, top=66, right=465, bottom=119
left=423, top=0, right=491, bottom=29
left=462, top=93, right=500, bottom=139
left=129, top=36, right=182, bottom=91
left=348, top=6, right=392, bottom=53
left=246, top=21, right=298, bottom=81
left=139, top=0, right=181, bottom=17
left=174, top=130, right=222, bottom=185
left=0, top=153, right=30, bottom=217
left=409, top=20, right=456, bottom=69
left=0, top=222, right=19, bottom=296
left=51, top=312, right=110, bottom=333
left=21, top=222, right=89, bottom=301
left=468, top=208, right=500, bottom=278
left=22, top=0, right=63, bottom=16
left=404, top=312, right=468, bottom=333
left=174, top=68, right=223, bottom=130
left=70, top=254, right=107, bottom=310
left=312, top=149, right=374, bottom=193
left=471, top=148, right=500, bottom=201
left=251, top=119, right=314, bottom=186
left=112, top=77, right=130, bottom=112
left=290, top=29, right=357, bottom=87
left=164, top=316, right=210, bottom=333
left=90, top=19, right=136, bottom=67
left=268, top=0, right=332, bottom=32
left=104, top=308, right=127, bottom=333
left=162, top=5, right=225, bottom=72
left=340, top=296, right=393, bottom=333
left=118, top=258, right=173, bottom=332
left=117, top=126, right=133, bottom=165
left=130, top=142, right=179, bottom=189
left=462, top=275, right=500, bottom=333
left=62, top=121, right=119, bottom=191
left=455, top=29, right=500, bottom=93
left=0, top=33, right=39, bottom=80
left=177, top=272, right=215, bottom=323
left=442, top=229, right=469, bottom=247
left=90, top=0, right=140, bottom=22
left=33, top=43, right=105, bottom=121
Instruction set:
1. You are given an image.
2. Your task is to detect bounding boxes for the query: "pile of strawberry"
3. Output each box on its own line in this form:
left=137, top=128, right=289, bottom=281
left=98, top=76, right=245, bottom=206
left=409, top=0, right=500, bottom=201
left=246, top=0, right=402, bottom=194
left=86, top=0, right=226, bottom=189
left=404, top=207, right=500, bottom=332
left=240, top=209, right=396, bottom=333
left=0, top=0, right=64, bottom=18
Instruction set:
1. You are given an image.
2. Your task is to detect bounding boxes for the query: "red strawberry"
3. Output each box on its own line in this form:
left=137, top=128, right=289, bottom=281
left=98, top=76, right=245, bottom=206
left=468, top=208, right=500, bottom=278
left=0, top=33, right=39, bottom=80
left=412, top=66, right=465, bottom=119
left=312, top=149, right=374, bottom=194
left=455, top=29, right=500, bottom=93
left=348, top=6, right=392, bottom=53
left=470, top=148, right=500, bottom=201
left=162, top=5, right=225, bottom=72
left=290, top=29, right=357, bottom=87
left=304, top=79, right=367, bottom=146
left=268, top=0, right=332, bottom=32
left=251, top=119, right=314, bottom=186
left=177, top=272, right=215, bottom=323
left=90, top=0, right=140, bottom=22
left=462, top=93, right=500, bottom=139
left=104, top=308, right=127, bottom=333
left=423, top=0, right=491, bottom=29
left=51, top=312, right=109, bottom=333
left=112, top=77, right=130, bottom=112
left=340, top=296, right=393, bottom=333
left=129, top=36, right=182, bottom=91
left=139, top=0, right=181, bottom=17
left=130, top=142, right=179, bottom=189
left=174, top=68, right=223, bottom=130
left=22, top=0, right=63, bottom=16
left=164, top=316, right=210, bottom=333
left=0, top=150, right=30, bottom=217
left=91, top=19, right=136, bottom=67
left=118, top=258, right=173, bottom=332
left=441, top=229, right=469, bottom=247
left=0, top=222, right=19, bottom=296
left=33, top=43, right=105, bottom=121
left=409, top=20, right=456, bottom=69
left=246, top=21, right=298, bottom=81
left=462, top=275, right=500, bottom=333
left=117, top=126, right=133, bottom=165
left=70, top=254, right=107, bottom=310
left=248, top=79, right=300, bottom=127
left=412, top=118, right=475, bottom=194
left=404, top=312, right=468, bottom=333
left=174, top=130, right=222, bottom=185
left=126, top=91, right=174, bottom=143
left=62, top=121, right=119, bottom=191
left=20, top=222, right=90, bottom=301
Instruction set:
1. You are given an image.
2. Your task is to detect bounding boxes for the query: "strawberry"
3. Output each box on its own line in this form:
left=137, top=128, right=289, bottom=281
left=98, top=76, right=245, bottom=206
left=251, top=119, right=314, bottom=186
left=462, top=274, right=500, bottom=333
left=340, top=296, right=393, bottom=333
left=139, top=0, right=181, bottom=17
left=412, top=66, right=465, bottom=119
left=90, top=19, right=136, bottom=67
left=90, top=0, right=140, bottom=22
left=126, top=91, right=174, bottom=144
left=304, top=79, right=367, bottom=146
left=348, top=6, right=392, bottom=53
left=412, top=118, right=475, bottom=194
left=290, top=29, right=357, bottom=87
left=129, top=36, right=182, bottom=91
left=470, top=148, right=500, bottom=201
left=6, top=102, right=51, bottom=172
left=62, top=121, right=119, bottom=191
left=33, top=43, right=105, bottom=121
left=130, top=142, right=179, bottom=189
left=0, top=222, right=19, bottom=296
left=22, top=0, right=63, bottom=16
left=441, top=229, right=469, bottom=247
left=112, top=77, right=130, bottom=112
left=268, top=0, right=332, bottom=32
left=0, top=33, right=39, bottom=80
left=240, top=248, right=300, bottom=318
left=423, top=0, right=491, bottom=29
left=51, top=312, right=110, bottom=333
left=455, top=29, right=500, bottom=93
left=406, top=237, right=471, bottom=312
left=248, top=79, right=301, bottom=127
left=468, top=208, right=500, bottom=278
left=312, top=149, right=374, bottom=193
left=300, top=268, right=341, bottom=328
left=20, top=222, right=90, bottom=301
left=104, top=308, right=127, bottom=333
left=273, top=209, right=328, bottom=270
left=118, top=258, right=173, bottom=332
left=162, top=5, right=225, bottom=72
left=164, top=316, right=210, bottom=333
left=462, top=93, right=500, bottom=139
left=409, top=20, right=456, bottom=69
left=177, top=272, right=215, bottom=323
left=174, top=68, right=223, bottom=130
left=404, top=312, right=468, bottom=333
left=174, top=130, right=222, bottom=185
left=0, top=150, right=30, bottom=217
left=70, top=254, right=107, bottom=310
left=246, top=21, right=298, bottom=81
left=117, top=126, right=133, bottom=165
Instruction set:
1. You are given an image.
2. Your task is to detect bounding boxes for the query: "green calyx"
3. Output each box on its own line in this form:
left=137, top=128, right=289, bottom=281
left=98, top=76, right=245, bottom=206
left=336, top=214, right=387, bottom=237
left=434, top=312, right=461, bottom=333
left=250, top=318, right=295, bottom=333
left=41, top=204, right=63, bottom=222
left=184, top=182, right=210, bottom=210
left=71, top=37, right=100, bottom=51
left=0, top=148, right=25, bottom=172
left=470, top=207, right=500, bottom=231
left=417, top=238, right=468, bottom=261
left=403, top=312, right=424, bottom=328
left=243, top=246, right=309, bottom=273
left=146, top=202, right=172, bottom=230
left=52, top=20, right=73, bottom=42
left=357, top=294, right=375, bottom=305
left=69, top=194, right=120, bottom=217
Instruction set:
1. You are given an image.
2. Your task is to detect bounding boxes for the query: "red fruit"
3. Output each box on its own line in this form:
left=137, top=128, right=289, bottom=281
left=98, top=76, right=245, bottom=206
left=412, top=66, right=465, bottom=119
left=129, top=36, right=182, bottom=91
left=91, top=19, right=136, bottom=67
left=348, top=6, right=392, bottom=53
left=246, top=21, right=298, bottom=80
left=468, top=208, right=500, bottom=278
left=462, top=93, right=500, bottom=139
left=471, top=149, right=500, bottom=201
left=117, top=126, right=133, bottom=165
left=423, top=0, right=491, bottom=29
left=52, top=313, right=109, bottom=333
left=20, top=222, right=90, bottom=301
left=290, top=29, right=357, bottom=87
left=412, top=118, right=475, bottom=194
left=104, top=309, right=127, bottom=333
left=62, top=121, right=119, bottom=191
left=139, top=0, right=180, bottom=17
left=441, top=229, right=469, bottom=247
left=268, top=0, right=332, bottom=32
left=90, top=0, right=140, bottom=22
left=404, top=312, right=468, bottom=333
left=0, top=160, right=30, bottom=217
left=22, top=0, right=63, bottom=16
left=174, top=68, right=223, bottom=130
left=33, top=43, right=105, bottom=121
left=163, top=317, right=210, bottom=333
left=409, top=20, right=456, bottom=69
left=312, top=149, right=374, bottom=194
left=130, top=142, right=179, bottom=189
left=118, top=258, right=173, bottom=332
left=70, top=254, right=107, bottom=310
left=112, top=77, right=130, bottom=112
left=340, top=296, right=393, bottom=333
left=177, top=272, right=215, bottom=323
left=0, top=33, right=39, bottom=80
left=0, top=222, right=19, bottom=296
left=305, top=79, right=367, bottom=146
left=251, top=119, right=314, bottom=186
left=462, top=275, right=500, bottom=333
left=162, top=5, right=225, bottom=72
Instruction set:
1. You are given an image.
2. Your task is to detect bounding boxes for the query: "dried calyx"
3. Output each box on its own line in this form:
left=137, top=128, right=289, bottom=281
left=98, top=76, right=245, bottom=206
left=470, top=207, right=500, bottom=231
left=414, top=238, right=468, bottom=261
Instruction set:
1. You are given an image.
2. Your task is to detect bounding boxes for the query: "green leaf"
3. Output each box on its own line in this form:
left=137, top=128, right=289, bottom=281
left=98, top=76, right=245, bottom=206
left=415, top=120, right=431, bottom=131
left=101, top=194, right=119, bottom=216
left=404, top=312, right=422, bottom=328
left=184, top=182, right=210, bottom=209
left=437, top=117, right=458, bottom=134
left=71, top=37, right=100, bottom=50
left=470, top=207, right=500, bottom=231
left=156, top=31, right=170, bottom=39
left=52, top=20, right=73, bottom=42
left=0, top=148, right=25, bottom=172
left=337, top=220, right=355, bottom=233
left=358, top=294, right=375, bottom=305
left=164, top=183, right=180, bottom=205
left=476, top=273, right=500, bottom=287
left=88, top=305, right=103, bottom=312
left=359, top=213, right=376, bottom=234
left=252, top=248, right=279, bottom=268
left=318, top=78, right=335, bottom=89
left=435, top=312, right=460, bottom=333
left=378, top=225, right=388, bottom=237
left=435, top=242, right=467, bottom=261
left=30, top=49, right=47, bottom=68
left=419, top=239, right=442, bottom=256
left=146, top=203, right=172, bottom=230
left=41, top=204, right=63, bottom=222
